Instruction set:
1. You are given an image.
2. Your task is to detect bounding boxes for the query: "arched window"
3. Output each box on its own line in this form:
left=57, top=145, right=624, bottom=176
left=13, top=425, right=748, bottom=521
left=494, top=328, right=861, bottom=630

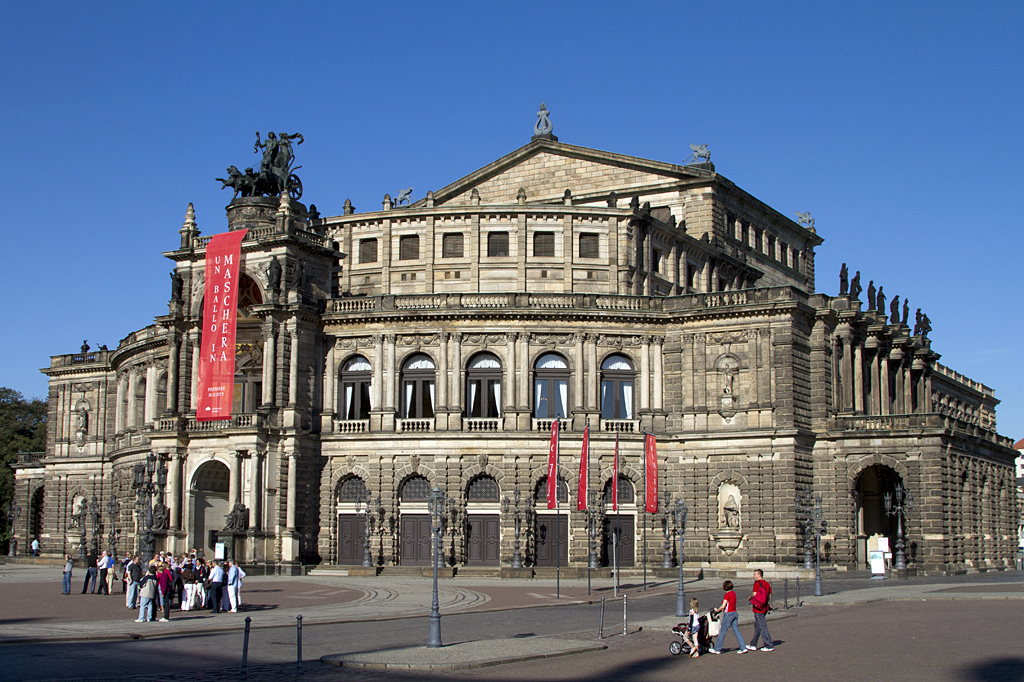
left=600, top=355, right=634, bottom=419
left=467, top=475, right=500, bottom=502
left=535, top=476, right=569, bottom=505
left=534, top=353, right=569, bottom=419
left=602, top=477, right=635, bottom=505
left=338, top=476, right=368, bottom=502
left=400, top=475, right=431, bottom=501
left=340, top=356, right=372, bottom=420
left=401, top=354, right=435, bottom=419
left=466, top=353, right=502, bottom=418
left=192, top=461, right=229, bottom=493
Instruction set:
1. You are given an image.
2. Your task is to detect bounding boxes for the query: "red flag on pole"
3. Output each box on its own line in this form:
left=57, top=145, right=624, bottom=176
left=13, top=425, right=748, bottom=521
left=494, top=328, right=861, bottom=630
left=644, top=432, right=659, bottom=513
left=197, top=229, right=247, bottom=422
left=546, top=419, right=560, bottom=510
left=577, top=425, right=589, bottom=511
left=612, top=430, right=619, bottom=512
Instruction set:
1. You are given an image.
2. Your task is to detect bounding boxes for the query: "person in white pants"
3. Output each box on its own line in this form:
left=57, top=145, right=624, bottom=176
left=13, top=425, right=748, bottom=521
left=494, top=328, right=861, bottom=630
left=226, top=560, right=245, bottom=612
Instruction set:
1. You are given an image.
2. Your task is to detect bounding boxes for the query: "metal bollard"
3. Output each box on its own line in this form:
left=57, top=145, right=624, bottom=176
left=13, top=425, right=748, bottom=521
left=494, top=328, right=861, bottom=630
left=599, top=597, right=606, bottom=639
left=796, top=577, right=801, bottom=607
left=297, top=614, right=303, bottom=672
left=622, top=594, right=628, bottom=637
left=240, top=616, right=251, bottom=680
left=784, top=578, right=789, bottom=609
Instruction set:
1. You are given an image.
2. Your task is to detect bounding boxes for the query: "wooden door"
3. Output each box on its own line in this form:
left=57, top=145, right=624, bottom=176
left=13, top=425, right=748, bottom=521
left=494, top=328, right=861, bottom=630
left=400, top=514, right=433, bottom=566
left=466, top=515, right=500, bottom=566
left=602, top=515, right=635, bottom=567
left=336, top=514, right=367, bottom=565
left=534, top=515, right=568, bottom=566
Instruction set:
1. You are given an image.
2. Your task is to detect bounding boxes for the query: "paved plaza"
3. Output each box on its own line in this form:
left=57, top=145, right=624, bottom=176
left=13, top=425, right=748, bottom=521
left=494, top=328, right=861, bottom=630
left=0, top=562, right=1021, bottom=681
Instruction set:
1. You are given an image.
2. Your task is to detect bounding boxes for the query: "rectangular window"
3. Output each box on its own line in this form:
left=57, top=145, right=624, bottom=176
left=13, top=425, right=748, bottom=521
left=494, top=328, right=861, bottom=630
left=767, top=235, right=776, bottom=260
left=399, top=235, right=419, bottom=260
left=653, top=250, right=663, bottom=273
left=687, top=262, right=698, bottom=290
left=741, top=223, right=749, bottom=246
left=359, top=238, right=378, bottom=264
left=579, top=233, right=599, bottom=259
left=442, top=233, right=464, bottom=258
left=780, top=242, right=788, bottom=267
left=534, top=232, right=555, bottom=258
left=487, top=231, right=509, bottom=257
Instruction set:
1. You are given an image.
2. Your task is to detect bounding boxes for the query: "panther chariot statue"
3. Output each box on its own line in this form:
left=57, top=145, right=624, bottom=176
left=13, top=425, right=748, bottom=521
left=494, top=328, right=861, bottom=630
left=216, top=131, right=304, bottom=200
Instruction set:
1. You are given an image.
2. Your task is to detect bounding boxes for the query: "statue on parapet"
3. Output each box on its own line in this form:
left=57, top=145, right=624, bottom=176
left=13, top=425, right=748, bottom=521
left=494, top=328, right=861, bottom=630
left=839, top=263, right=849, bottom=295
left=876, top=286, right=886, bottom=316
left=687, top=143, right=711, bottom=164
left=170, top=272, right=184, bottom=302
left=395, top=187, right=413, bottom=206
left=533, top=103, right=556, bottom=140
left=921, top=313, right=932, bottom=337
left=866, top=280, right=876, bottom=310
left=902, top=299, right=910, bottom=325
left=223, top=503, right=250, bottom=533
left=849, top=271, right=862, bottom=301
left=890, top=296, right=900, bottom=324
left=796, top=211, right=815, bottom=229
left=266, top=256, right=282, bottom=292
left=217, top=132, right=304, bottom=200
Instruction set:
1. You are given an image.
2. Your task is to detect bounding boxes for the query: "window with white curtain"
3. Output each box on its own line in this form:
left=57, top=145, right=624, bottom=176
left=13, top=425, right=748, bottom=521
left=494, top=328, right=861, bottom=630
left=466, top=353, right=502, bottom=418
left=600, top=354, right=634, bottom=419
left=340, top=356, right=372, bottom=420
left=400, top=353, right=435, bottom=418
left=533, top=353, right=569, bottom=419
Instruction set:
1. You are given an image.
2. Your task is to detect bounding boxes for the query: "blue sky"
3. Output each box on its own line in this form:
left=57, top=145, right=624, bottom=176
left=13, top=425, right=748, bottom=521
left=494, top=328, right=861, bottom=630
left=1, top=2, right=1021, bottom=439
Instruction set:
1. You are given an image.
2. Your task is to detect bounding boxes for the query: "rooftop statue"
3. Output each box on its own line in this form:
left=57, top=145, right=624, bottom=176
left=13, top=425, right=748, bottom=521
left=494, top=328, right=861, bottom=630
left=534, top=103, right=554, bottom=138
left=876, top=286, right=886, bottom=315
left=867, top=280, right=876, bottom=310
left=902, top=299, right=910, bottom=325
left=849, top=271, right=862, bottom=301
left=890, top=295, right=900, bottom=324
left=395, top=187, right=413, bottom=206
left=796, top=211, right=815, bottom=229
left=839, top=263, right=849, bottom=295
left=216, top=132, right=304, bottom=200
left=687, top=143, right=711, bottom=164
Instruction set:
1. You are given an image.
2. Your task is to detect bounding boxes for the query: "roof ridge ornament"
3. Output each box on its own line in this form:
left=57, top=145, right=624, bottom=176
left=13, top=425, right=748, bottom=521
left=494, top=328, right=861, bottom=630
left=532, top=103, right=558, bottom=142
left=686, top=143, right=711, bottom=164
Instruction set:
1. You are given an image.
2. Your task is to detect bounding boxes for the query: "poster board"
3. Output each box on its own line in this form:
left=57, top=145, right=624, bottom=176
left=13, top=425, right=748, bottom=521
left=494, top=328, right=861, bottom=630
left=215, top=542, right=226, bottom=560
left=869, top=550, right=886, bottom=574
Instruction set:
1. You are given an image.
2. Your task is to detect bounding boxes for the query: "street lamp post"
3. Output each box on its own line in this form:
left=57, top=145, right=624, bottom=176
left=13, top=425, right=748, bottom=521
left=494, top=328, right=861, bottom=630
left=503, top=488, right=527, bottom=569
left=6, top=503, right=21, bottom=557
left=796, top=491, right=815, bottom=569
left=673, top=499, right=689, bottom=617
left=88, top=498, right=101, bottom=556
left=800, top=494, right=825, bottom=597
left=446, top=498, right=460, bottom=567
left=426, top=484, right=447, bottom=648
left=661, top=508, right=673, bottom=569
left=132, top=453, right=168, bottom=563
left=884, top=484, right=914, bottom=574
left=106, top=497, right=120, bottom=562
left=586, top=489, right=601, bottom=571
left=73, top=498, right=89, bottom=560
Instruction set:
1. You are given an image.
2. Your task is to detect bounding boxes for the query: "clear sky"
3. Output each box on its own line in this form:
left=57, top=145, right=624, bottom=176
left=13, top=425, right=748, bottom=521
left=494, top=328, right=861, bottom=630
left=1, top=2, right=1021, bottom=439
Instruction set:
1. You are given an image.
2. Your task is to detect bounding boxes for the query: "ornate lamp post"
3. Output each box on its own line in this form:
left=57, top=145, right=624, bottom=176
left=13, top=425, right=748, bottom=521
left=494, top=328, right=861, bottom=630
left=106, top=497, right=120, bottom=562
left=803, top=494, right=826, bottom=597
left=672, top=499, right=689, bottom=617
left=73, top=498, right=89, bottom=559
left=796, top=491, right=815, bottom=570
left=132, top=453, right=168, bottom=563
left=586, top=489, right=601, bottom=570
left=661, top=507, right=674, bottom=569
left=88, top=498, right=101, bottom=555
left=6, top=502, right=21, bottom=557
left=426, top=484, right=447, bottom=648
left=446, top=498, right=461, bottom=567
left=884, top=484, right=914, bottom=574
left=503, top=488, right=528, bottom=569
left=354, top=490, right=374, bottom=568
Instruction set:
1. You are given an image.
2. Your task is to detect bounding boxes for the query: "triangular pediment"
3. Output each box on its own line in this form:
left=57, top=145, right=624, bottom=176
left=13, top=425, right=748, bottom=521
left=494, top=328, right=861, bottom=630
left=423, top=139, right=712, bottom=207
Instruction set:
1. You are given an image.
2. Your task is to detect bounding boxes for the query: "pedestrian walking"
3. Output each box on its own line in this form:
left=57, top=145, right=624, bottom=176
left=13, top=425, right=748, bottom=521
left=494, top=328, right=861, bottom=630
left=207, top=560, right=225, bottom=614
left=708, top=580, right=754, bottom=654
left=126, top=555, right=142, bottom=609
left=96, top=551, right=111, bottom=595
left=31, top=538, right=40, bottom=556
left=748, top=569, right=775, bottom=651
left=136, top=566, right=158, bottom=622
left=156, top=563, right=173, bottom=621
left=226, top=560, right=246, bottom=612
left=81, top=551, right=98, bottom=594
left=62, top=555, right=73, bottom=594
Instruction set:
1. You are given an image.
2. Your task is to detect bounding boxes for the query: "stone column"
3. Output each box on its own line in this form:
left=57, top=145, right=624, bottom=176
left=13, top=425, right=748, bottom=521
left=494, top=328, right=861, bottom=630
left=585, top=333, right=598, bottom=410
left=669, top=243, right=679, bottom=295
left=288, top=328, right=299, bottom=406
left=115, top=374, right=126, bottom=432
left=879, top=352, right=890, bottom=416
left=168, top=454, right=183, bottom=531
left=506, top=333, right=517, bottom=413
left=250, top=451, right=264, bottom=531
left=437, top=333, right=448, bottom=409
left=167, top=334, right=180, bottom=414
left=904, top=360, right=914, bottom=413
left=385, top=334, right=396, bottom=411
left=145, top=364, right=158, bottom=423
left=452, top=334, right=463, bottom=417
left=518, top=333, right=529, bottom=410
left=323, top=343, right=336, bottom=415
left=853, top=343, right=864, bottom=414
left=891, top=348, right=905, bottom=414
left=652, top=337, right=664, bottom=411
left=869, top=347, right=881, bottom=415
left=190, top=336, right=200, bottom=411
left=574, top=333, right=584, bottom=419
left=127, top=371, right=138, bottom=428
left=840, top=333, right=853, bottom=411
left=229, top=451, right=244, bottom=507
left=372, top=334, right=384, bottom=410
left=262, top=324, right=276, bottom=407
left=286, top=453, right=298, bottom=531
left=640, top=336, right=651, bottom=411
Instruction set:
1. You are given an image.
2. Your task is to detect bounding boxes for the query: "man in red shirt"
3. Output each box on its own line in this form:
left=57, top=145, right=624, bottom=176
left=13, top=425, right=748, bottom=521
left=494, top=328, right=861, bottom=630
left=749, top=569, right=774, bottom=651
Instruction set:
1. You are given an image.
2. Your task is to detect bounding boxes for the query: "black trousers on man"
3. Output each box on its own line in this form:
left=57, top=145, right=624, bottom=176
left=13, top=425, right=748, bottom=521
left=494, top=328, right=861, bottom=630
left=96, top=569, right=109, bottom=594
left=211, top=584, right=223, bottom=613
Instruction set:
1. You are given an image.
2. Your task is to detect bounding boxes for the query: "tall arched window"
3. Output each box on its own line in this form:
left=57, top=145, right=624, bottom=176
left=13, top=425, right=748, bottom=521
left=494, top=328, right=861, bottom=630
left=535, top=476, right=569, bottom=505
left=400, top=475, right=431, bottom=501
left=600, top=355, right=635, bottom=419
left=602, top=477, right=635, bottom=505
left=401, top=353, right=435, bottom=418
left=466, top=353, right=502, bottom=418
left=467, top=475, right=500, bottom=502
left=340, top=356, right=372, bottom=420
left=338, top=476, right=368, bottom=502
left=534, top=353, right=569, bottom=419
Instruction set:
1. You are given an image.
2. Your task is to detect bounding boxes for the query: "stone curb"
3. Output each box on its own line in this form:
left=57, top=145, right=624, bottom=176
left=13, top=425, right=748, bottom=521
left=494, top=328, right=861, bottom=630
left=320, top=638, right=607, bottom=670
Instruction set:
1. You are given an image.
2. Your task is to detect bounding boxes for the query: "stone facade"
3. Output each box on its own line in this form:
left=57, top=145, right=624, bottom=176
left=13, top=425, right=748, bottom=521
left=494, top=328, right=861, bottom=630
left=15, top=138, right=1018, bottom=575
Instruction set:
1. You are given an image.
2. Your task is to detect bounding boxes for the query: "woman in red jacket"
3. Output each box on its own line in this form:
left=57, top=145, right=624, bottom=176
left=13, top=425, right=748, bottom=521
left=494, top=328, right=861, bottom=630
left=155, top=563, right=174, bottom=622
left=708, top=580, right=753, bottom=654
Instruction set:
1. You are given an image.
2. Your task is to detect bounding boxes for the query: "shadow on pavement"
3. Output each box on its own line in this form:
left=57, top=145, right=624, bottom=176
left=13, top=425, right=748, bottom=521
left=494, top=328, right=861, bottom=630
left=959, top=657, right=1024, bottom=682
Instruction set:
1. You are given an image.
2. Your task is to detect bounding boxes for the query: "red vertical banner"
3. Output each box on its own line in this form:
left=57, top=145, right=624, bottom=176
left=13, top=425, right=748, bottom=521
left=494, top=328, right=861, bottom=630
left=612, top=430, right=619, bottom=512
left=644, top=432, right=659, bottom=513
left=576, top=425, right=589, bottom=511
left=546, top=419, right=559, bottom=509
left=196, top=230, right=247, bottom=422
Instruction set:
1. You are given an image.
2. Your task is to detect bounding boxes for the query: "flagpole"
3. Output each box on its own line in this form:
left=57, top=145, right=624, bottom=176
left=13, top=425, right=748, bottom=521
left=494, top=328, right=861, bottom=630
left=614, top=429, right=620, bottom=596
left=555, top=419, right=560, bottom=600
left=643, top=430, right=648, bottom=592
left=586, top=420, right=591, bottom=597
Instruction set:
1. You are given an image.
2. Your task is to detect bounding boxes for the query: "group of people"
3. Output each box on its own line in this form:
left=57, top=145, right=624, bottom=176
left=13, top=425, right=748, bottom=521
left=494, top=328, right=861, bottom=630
left=60, top=550, right=246, bottom=623
left=680, top=569, right=775, bottom=657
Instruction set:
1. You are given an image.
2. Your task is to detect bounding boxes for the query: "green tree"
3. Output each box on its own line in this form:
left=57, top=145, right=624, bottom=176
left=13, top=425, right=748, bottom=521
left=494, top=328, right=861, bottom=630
left=0, top=388, right=47, bottom=551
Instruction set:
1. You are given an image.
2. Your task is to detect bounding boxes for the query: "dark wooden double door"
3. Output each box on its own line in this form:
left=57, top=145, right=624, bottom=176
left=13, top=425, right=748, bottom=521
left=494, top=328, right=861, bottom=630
left=601, top=516, right=635, bottom=567
left=337, top=514, right=368, bottom=565
left=534, top=515, right=569, bottom=566
left=400, top=514, right=434, bottom=566
left=465, top=515, right=500, bottom=566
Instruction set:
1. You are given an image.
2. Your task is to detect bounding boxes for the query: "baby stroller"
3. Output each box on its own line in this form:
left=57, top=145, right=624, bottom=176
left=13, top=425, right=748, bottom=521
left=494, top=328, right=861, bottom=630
left=669, top=613, right=713, bottom=656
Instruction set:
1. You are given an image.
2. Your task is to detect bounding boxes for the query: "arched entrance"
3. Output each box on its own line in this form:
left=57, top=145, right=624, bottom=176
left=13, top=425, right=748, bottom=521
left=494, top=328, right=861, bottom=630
left=191, top=461, right=229, bottom=558
left=398, top=475, right=433, bottom=566
left=601, top=477, right=635, bottom=567
left=335, top=476, right=368, bottom=565
left=854, top=464, right=902, bottom=569
left=29, top=486, right=44, bottom=550
left=533, top=476, right=569, bottom=566
left=465, top=475, right=500, bottom=566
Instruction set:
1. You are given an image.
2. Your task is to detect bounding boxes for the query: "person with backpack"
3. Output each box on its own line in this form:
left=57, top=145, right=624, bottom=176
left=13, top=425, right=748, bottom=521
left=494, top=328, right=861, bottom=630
left=135, top=565, right=158, bottom=622
left=748, top=569, right=774, bottom=651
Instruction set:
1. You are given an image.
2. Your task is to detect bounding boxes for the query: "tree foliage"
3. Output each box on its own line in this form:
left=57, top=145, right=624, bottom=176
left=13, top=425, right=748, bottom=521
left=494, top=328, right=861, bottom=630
left=0, top=388, right=47, bottom=549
